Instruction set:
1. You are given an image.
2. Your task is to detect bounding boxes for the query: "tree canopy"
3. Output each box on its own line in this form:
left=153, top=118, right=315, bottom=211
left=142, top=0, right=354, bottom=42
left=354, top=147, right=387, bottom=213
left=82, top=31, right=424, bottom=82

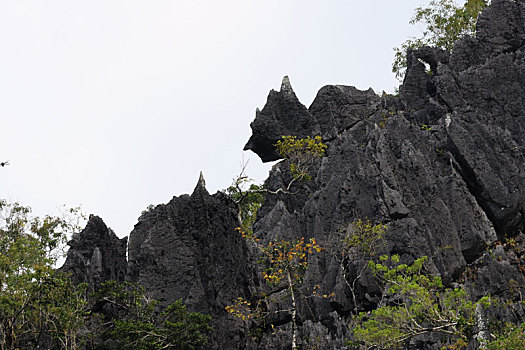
left=393, top=0, right=490, bottom=80
left=0, top=200, right=85, bottom=350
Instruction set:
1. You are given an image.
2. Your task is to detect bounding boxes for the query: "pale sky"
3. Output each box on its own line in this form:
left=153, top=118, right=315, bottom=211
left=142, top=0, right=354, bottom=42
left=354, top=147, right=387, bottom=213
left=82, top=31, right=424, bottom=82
left=1, top=1, right=445, bottom=237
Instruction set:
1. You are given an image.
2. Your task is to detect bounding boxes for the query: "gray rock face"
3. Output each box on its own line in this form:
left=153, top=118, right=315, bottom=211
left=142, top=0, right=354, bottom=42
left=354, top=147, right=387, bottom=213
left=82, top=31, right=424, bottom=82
left=243, top=76, right=382, bottom=162
left=60, top=215, right=127, bottom=292
left=126, top=174, right=258, bottom=349
left=401, top=0, right=525, bottom=237
left=244, top=76, right=320, bottom=162
left=249, top=0, right=525, bottom=254
left=61, top=1, right=525, bottom=349
left=244, top=0, right=525, bottom=347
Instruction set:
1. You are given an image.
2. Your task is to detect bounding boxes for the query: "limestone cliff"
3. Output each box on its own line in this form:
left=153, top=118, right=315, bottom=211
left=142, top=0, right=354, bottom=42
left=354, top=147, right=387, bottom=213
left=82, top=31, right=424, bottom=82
left=63, top=1, right=525, bottom=349
left=60, top=215, right=127, bottom=293
left=126, top=174, right=258, bottom=349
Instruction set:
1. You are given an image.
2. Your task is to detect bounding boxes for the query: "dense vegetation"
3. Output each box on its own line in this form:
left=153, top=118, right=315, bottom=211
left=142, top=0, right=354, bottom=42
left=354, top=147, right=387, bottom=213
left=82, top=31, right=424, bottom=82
left=0, top=201, right=211, bottom=350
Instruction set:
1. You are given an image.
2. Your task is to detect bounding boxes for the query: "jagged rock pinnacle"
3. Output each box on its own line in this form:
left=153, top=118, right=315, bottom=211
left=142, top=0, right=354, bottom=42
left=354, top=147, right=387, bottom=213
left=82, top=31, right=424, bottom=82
left=244, top=75, right=314, bottom=162
left=280, top=75, right=295, bottom=95
left=60, top=215, right=127, bottom=291
left=192, top=171, right=209, bottom=197
left=198, top=171, right=206, bottom=188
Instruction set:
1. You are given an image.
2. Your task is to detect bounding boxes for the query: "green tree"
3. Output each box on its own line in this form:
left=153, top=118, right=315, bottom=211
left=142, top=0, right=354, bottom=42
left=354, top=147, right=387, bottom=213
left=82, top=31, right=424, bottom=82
left=226, top=169, right=265, bottom=237
left=329, top=219, right=386, bottom=316
left=0, top=200, right=86, bottom=350
left=487, top=322, right=525, bottom=350
left=226, top=136, right=328, bottom=349
left=275, top=135, right=327, bottom=187
left=93, top=281, right=212, bottom=350
left=34, top=275, right=87, bottom=350
left=393, top=0, right=489, bottom=80
left=226, top=235, right=328, bottom=350
left=226, top=136, right=326, bottom=237
left=352, top=255, right=491, bottom=349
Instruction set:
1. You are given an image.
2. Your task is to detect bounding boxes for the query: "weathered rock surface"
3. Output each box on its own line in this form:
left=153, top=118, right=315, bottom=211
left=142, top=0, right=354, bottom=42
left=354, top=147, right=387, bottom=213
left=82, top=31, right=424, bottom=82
left=62, top=1, right=525, bottom=349
left=60, top=215, right=127, bottom=292
left=244, top=0, right=525, bottom=348
left=126, top=174, right=258, bottom=349
left=244, top=76, right=320, bottom=162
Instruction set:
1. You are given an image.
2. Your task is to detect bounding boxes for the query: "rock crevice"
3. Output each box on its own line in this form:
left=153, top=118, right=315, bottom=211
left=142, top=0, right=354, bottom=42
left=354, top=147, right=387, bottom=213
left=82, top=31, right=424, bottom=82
left=63, top=1, right=525, bottom=348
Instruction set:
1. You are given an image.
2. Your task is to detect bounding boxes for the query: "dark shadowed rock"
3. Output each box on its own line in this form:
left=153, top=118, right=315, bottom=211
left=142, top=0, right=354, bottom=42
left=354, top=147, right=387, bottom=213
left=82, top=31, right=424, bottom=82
left=309, top=85, right=380, bottom=140
left=244, top=76, right=319, bottom=162
left=126, top=173, right=258, bottom=349
left=60, top=215, right=127, bottom=292
left=243, top=1, right=525, bottom=347
left=60, top=1, right=525, bottom=349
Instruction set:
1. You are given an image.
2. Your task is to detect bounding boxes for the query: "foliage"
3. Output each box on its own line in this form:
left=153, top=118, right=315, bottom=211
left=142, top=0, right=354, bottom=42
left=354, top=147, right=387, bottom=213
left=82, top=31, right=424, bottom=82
left=275, top=135, right=327, bottom=183
left=259, top=236, right=323, bottom=287
left=226, top=136, right=328, bottom=348
left=227, top=232, right=328, bottom=349
left=352, top=255, right=491, bottom=349
left=226, top=135, right=326, bottom=237
left=329, top=219, right=386, bottom=315
left=227, top=136, right=329, bottom=348
left=226, top=136, right=326, bottom=241
left=393, top=0, right=489, bottom=80
left=0, top=200, right=86, bottom=350
left=487, top=322, right=525, bottom=350
left=226, top=233, right=325, bottom=315
left=342, top=219, right=386, bottom=259
left=93, top=281, right=212, bottom=350
left=37, top=276, right=88, bottom=349
left=226, top=176, right=265, bottom=237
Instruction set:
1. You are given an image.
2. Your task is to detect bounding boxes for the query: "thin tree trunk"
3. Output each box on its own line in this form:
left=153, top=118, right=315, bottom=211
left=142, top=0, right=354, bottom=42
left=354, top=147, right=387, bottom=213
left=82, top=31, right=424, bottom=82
left=286, top=271, right=298, bottom=350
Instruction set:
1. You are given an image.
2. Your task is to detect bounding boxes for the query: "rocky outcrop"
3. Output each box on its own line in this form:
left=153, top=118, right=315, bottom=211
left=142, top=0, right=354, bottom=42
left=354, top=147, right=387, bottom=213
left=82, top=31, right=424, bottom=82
left=60, top=215, right=127, bottom=292
left=126, top=173, right=258, bottom=349
left=243, top=76, right=381, bottom=162
left=401, top=0, right=525, bottom=237
left=248, top=0, right=525, bottom=258
left=244, top=76, right=320, bottom=162
left=244, top=0, right=525, bottom=347
left=62, top=1, right=525, bottom=349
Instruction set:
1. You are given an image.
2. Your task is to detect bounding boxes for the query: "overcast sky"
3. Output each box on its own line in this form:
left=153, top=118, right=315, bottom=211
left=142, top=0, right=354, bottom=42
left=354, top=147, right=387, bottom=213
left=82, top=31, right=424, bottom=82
left=1, top=1, right=450, bottom=237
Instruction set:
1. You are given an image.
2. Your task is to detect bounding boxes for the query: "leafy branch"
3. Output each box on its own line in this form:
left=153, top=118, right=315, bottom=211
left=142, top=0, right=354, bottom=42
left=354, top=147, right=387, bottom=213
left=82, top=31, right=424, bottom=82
left=352, top=255, right=491, bottom=349
left=393, top=0, right=489, bottom=80
left=227, top=230, right=329, bottom=350
left=329, top=219, right=386, bottom=316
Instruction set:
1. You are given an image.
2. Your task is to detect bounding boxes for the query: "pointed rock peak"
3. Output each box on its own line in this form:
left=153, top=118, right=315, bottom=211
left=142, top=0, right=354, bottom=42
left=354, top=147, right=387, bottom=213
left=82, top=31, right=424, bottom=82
left=71, top=214, right=108, bottom=243
left=87, top=214, right=106, bottom=227
left=198, top=171, right=206, bottom=187
left=280, top=75, right=295, bottom=96
left=192, top=171, right=209, bottom=197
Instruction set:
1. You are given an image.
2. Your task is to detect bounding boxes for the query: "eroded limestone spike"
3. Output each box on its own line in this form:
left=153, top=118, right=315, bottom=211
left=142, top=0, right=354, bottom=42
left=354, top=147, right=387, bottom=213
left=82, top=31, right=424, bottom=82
left=192, top=171, right=209, bottom=197
left=280, top=75, right=295, bottom=95
left=198, top=171, right=206, bottom=188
